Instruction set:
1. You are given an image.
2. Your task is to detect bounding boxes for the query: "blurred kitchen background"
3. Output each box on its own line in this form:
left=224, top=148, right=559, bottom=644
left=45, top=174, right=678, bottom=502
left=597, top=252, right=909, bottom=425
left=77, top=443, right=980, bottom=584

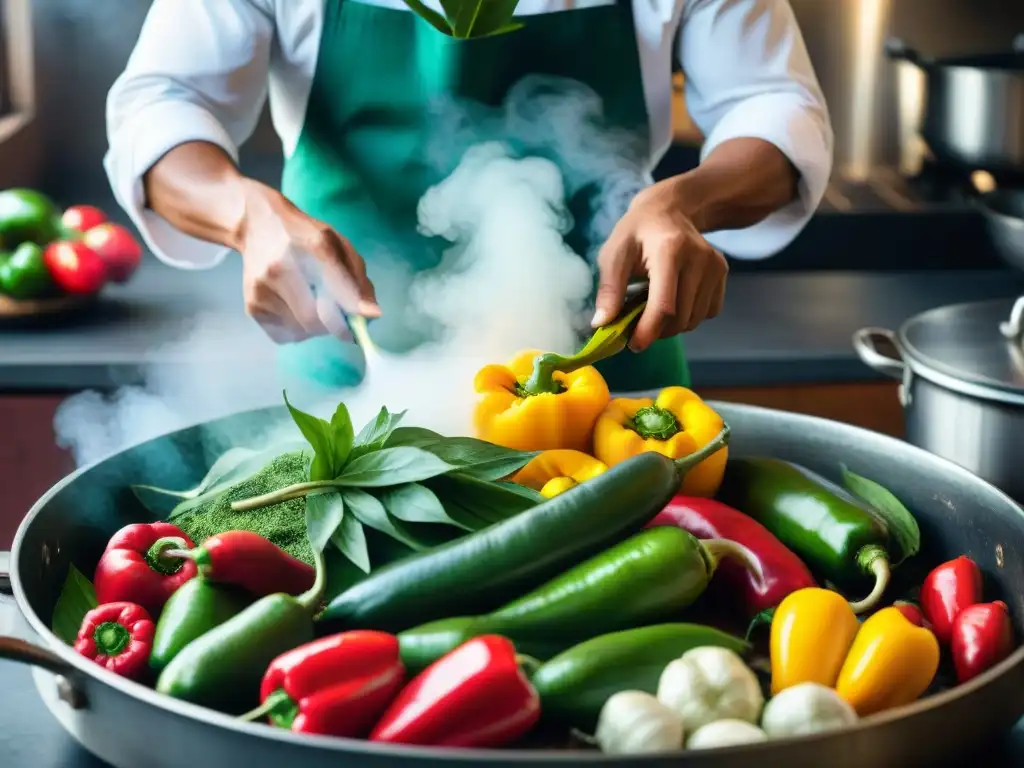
left=2, top=0, right=1024, bottom=542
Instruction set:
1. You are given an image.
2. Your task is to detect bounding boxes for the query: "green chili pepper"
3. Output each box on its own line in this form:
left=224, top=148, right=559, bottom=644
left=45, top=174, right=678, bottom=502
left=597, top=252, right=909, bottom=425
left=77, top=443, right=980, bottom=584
left=530, top=623, right=750, bottom=731
left=149, top=579, right=251, bottom=674
left=0, top=189, right=62, bottom=246
left=320, top=426, right=731, bottom=632
left=717, top=457, right=892, bottom=614
left=398, top=526, right=747, bottom=671
left=155, top=549, right=325, bottom=714
left=0, top=242, right=52, bottom=300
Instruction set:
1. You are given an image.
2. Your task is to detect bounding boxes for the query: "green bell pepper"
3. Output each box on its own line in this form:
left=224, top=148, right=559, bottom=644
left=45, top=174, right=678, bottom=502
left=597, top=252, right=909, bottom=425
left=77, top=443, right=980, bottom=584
left=0, top=242, right=52, bottom=299
left=0, top=189, right=62, bottom=246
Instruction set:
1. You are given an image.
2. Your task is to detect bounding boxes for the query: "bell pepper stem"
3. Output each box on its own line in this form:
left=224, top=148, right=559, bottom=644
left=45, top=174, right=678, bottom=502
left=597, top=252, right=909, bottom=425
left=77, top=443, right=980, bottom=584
left=515, top=653, right=542, bottom=678
left=519, top=299, right=647, bottom=396
left=238, top=688, right=294, bottom=724
left=745, top=608, right=775, bottom=639
left=296, top=545, right=327, bottom=613
left=672, top=424, right=730, bottom=477
left=848, top=545, right=891, bottom=614
left=145, top=536, right=189, bottom=575
left=630, top=405, right=681, bottom=440
left=162, top=546, right=213, bottom=575
left=230, top=481, right=338, bottom=512
left=702, top=539, right=764, bottom=583
left=94, top=621, right=132, bottom=656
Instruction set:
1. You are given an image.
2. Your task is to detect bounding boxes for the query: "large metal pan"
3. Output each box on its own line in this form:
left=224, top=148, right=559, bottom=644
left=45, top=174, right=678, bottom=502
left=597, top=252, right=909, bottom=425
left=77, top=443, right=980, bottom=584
left=3, top=402, right=1024, bottom=768
left=886, top=37, right=1024, bottom=177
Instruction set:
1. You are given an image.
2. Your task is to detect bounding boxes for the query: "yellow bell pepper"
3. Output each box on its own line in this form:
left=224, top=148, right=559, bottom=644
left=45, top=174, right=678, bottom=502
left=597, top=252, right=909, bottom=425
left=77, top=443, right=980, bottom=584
left=473, top=350, right=611, bottom=452
left=512, top=449, right=609, bottom=498
left=770, top=588, right=860, bottom=696
left=835, top=606, right=940, bottom=717
left=592, top=386, right=727, bottom=497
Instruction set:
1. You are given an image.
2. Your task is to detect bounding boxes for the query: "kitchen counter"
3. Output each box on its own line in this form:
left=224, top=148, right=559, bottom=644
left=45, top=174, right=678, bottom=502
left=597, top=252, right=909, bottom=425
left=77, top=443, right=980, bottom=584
left=2, top=258, right=1024, bottom=392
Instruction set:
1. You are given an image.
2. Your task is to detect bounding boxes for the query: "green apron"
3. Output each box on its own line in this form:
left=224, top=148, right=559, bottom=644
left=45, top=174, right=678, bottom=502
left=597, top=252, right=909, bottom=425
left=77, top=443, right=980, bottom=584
left=277, top=0, right=691, bottom=393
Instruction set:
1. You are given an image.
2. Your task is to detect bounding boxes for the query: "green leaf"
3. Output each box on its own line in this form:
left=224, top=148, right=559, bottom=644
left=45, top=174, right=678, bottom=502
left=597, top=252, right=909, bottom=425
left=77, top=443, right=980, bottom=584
left=452, top=0, right=521, bottom=37
left=305, top=491, right=346, bottom=554
left=328, top=401, right=355, bottom=471
left=51, top=565, right=98, bottom=645
left=385, top=430, right=535, bottom=481
left=427, top=473, right=543, bottom=526
left=332, top=512, right=371, bottom=573
left=378, top=482, right=468, bottom=530
left=401, top=0, right=453, bottom=34
left=841, top=465, right=921, bottom=567
left=335, top=447, right=455, bottom=487
left=341, top=487, right=430, bottom=552
left=350, top=407, right=407, bottom=461
left=284, top=391, right=336, bottom=481
left=477, top=21, right=524, bottom=37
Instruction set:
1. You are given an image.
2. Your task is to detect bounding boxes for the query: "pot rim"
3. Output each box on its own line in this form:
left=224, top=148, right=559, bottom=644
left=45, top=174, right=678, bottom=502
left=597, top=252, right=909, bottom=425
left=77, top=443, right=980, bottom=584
left=10, top=401, right=1024, bottom=762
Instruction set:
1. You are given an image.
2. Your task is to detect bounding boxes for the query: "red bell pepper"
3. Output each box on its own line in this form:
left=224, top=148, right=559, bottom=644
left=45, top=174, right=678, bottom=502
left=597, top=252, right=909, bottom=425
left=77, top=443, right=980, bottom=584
left=951, top=601, right=1014, bottom=683
left=894, top=600, right=928, bottom=627
left=73, top=602, right=155, bottom=680
left=82, top=223, right=142, bottom=283
left=94, top=523, right=197, bottom=615
left=648, top=496, right=816, bottom=619
left=165, top=531, right=314, bottom=597
left=246, top=631, right=405, bottom=736
left=43, top=240, right=108, bottom=295
left=61, top=205, right=107, bottom=234
left=370, top=635, right=541, bottom=748
left=920, top=555, right=983, bottom=645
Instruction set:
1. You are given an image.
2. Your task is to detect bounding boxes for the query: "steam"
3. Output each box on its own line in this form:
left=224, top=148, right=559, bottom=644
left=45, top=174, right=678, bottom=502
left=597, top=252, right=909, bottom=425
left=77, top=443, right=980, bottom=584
left=54, top=76, right=648, bottom=468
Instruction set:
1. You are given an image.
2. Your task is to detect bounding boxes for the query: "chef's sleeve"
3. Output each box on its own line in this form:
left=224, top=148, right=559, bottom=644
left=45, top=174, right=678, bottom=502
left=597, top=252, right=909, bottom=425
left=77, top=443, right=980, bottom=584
left=104, top=0, right=274, bottom=269
left=679, top=0, right=834, bottom=260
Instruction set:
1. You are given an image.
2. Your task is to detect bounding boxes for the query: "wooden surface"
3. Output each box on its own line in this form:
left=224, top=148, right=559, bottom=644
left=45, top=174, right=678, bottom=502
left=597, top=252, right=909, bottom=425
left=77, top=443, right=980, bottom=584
left=0, top=382, right=905, bottom=550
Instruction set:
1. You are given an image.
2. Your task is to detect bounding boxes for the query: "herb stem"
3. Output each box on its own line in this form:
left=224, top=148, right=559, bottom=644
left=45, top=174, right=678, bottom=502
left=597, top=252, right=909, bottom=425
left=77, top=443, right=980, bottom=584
left=230, top=480, right=338, bottom=512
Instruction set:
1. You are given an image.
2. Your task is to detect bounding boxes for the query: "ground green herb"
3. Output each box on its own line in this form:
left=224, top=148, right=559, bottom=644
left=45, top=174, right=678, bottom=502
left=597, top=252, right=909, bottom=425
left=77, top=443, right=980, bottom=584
left=173, top=451, right=314, bottom=564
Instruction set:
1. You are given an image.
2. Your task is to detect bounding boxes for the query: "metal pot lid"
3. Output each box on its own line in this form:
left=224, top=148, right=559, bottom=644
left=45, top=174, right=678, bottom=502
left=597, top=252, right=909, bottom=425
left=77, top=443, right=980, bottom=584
left=899, top=296, right=1024, bottom=405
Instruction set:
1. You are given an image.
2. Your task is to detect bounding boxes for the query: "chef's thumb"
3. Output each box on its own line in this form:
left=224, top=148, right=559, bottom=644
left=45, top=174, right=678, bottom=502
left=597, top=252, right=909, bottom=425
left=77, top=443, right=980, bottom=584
left=593, top=239, right=631, bottom=328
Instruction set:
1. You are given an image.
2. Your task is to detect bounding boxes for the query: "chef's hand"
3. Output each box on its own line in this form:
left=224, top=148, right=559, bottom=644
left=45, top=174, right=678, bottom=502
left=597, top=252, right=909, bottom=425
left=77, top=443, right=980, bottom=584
left=237, top=180, right=381, bottom=344
left=592, top=180, right=728, bottom=352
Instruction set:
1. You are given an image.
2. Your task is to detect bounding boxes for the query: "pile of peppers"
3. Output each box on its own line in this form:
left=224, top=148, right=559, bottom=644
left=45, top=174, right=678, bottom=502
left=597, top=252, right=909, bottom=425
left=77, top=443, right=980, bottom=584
left=0, top=189, right=141, bottom=301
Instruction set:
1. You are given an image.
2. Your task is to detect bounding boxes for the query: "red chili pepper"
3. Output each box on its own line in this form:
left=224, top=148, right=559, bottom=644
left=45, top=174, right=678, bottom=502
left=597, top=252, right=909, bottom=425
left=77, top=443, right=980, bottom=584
left=165, top=531, right=314, bottom=597
left=72, top=602, right=155, bottom=680
left=647, top=496, right=816, bottom=618
left=43, top=240, right=108, bottom=295
left=369, top=635, right=541, bottom=748
left=951, top=601, right=1014, bottom=684
left=247, top=631, right=405, bottom=737
left=94, top=523, right=197, bottom=616
left=920, top=555, right=983, bottom=646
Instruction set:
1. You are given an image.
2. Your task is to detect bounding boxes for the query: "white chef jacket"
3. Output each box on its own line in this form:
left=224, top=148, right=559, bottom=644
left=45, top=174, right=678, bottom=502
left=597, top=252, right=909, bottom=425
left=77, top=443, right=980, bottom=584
left=105, top=0, right=833, bottom=270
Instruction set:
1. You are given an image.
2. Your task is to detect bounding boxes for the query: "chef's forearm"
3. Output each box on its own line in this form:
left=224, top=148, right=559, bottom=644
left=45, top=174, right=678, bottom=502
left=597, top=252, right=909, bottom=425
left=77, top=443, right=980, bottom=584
left=142, top=141, right=251, bottom=251
left=665, top=137, right=800, bottom=233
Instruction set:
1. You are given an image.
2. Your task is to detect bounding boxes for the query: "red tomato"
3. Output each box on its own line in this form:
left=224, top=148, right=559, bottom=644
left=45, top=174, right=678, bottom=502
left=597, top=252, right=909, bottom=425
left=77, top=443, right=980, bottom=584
left=43, top=241, right=108, bottom=295
left=61, top=205, right=107, bottom=233
left=82, top=223, right=142, bottom=283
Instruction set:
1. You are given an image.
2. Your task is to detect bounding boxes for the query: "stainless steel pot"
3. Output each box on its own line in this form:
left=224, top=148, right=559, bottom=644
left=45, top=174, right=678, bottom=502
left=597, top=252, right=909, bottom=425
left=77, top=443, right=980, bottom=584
left=4, top=402, right=1024, bottom=768
left=977, top=189, right=1024, bottom=271
left=855, top=296, right=1024, bottom=502
left=886, top=37, right=1024, bottom=176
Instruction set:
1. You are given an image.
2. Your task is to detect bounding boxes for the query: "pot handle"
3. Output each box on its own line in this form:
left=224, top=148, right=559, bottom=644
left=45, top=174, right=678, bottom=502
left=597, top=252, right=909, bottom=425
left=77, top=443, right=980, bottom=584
left=0, top=550, right=88, bottom=709
left=884, top=37, right=924, bottom=65
left=853, top=327, right=906, bottom=381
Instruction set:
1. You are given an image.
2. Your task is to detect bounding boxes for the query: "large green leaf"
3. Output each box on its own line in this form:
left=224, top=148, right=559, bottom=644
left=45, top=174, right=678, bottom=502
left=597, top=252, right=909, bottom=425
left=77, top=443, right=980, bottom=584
left=341, top=487, right=430, bottom=551
left=51, top=565, right=98, bottom=645
left=841, top=466, right=921, bottom=567
left=378, top=482, right=468, bottom=530
left=284, top=393, right=354, bottom=480
left=451, top=0, right=520, bottom=38
left=386, top=429, right=535, bottom=480
left=401, top=0, right=452, bottom=33
left=349, top=407, right=407, bottom=462
left=335, top=447, right=455, bottom=487
left=332, top=512, right=371, bottom=573
left=305, top=492, right=346, bottom=554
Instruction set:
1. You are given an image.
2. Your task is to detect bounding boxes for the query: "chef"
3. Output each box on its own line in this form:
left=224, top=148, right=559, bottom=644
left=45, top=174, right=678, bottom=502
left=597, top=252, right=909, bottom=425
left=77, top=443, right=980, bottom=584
left=105, top=0, right=832, bottom=391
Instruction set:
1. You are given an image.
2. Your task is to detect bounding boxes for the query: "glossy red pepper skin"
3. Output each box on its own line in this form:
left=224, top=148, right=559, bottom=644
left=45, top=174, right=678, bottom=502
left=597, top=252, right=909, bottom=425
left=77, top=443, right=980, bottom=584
left=170, top=531, right=314, bottom=597
left=73, top=602, right=155, bottom=680
left=920, top=556, right=983, bottom=646
left=951, top=601, right=1014, bottom=684
left=647, top=496, right=816, bottom=617
left=894, top=601, right=928, bottom=627
left=370, top=635, right=541, bottom=748
left=256, top=631, right=405, bottom=736
left=94, top=523, right=197, bottom=616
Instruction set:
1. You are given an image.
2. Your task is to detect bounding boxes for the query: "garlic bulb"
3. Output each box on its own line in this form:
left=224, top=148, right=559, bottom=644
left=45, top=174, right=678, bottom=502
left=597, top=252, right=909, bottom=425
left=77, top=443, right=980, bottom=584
left=686, top=719, right=769, bottom=749
left=595, top=690, right=685, bottom=755
left=761, top=682, right=858, bottom=738
left=657, top=646, right=765, bottom=732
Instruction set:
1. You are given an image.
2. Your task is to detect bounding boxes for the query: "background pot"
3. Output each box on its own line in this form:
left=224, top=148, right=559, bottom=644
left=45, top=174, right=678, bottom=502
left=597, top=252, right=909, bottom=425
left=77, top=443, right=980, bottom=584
left=886, top=36, right=1024, bottom=176
left=855, top=296, right=1024, bottom=503
left=977, top=189, right=1024, bottom=272
left=4, top=402, right=1024, bottom=767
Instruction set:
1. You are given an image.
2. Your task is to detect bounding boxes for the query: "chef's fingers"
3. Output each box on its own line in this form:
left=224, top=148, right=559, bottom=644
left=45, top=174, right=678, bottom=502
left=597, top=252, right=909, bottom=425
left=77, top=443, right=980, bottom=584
left=273, top=260, right=331, bottom=337
left=684, top=249, right=727, bottom=331
left=301, top=223, right=381, bottom=318
left=631, top=240, right=680, bottom=352
left=594, top=230, right=637, bottom=328
left=708, top=263, right=728, bottom=319
left=316, top=293, right=354, bottom=342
